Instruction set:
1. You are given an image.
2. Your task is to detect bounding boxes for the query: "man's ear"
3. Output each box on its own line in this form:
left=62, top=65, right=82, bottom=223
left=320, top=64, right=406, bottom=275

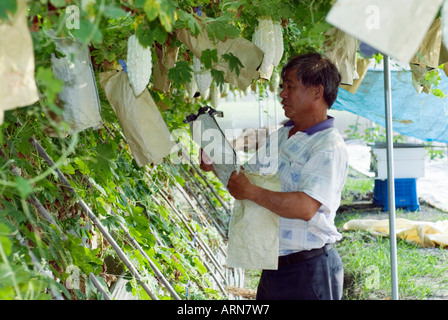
left=313, top=84, right=324, bottom=100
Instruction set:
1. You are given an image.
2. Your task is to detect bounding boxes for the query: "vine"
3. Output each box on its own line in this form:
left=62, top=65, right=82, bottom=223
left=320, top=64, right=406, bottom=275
left=1, top=0, right=337, bottom=300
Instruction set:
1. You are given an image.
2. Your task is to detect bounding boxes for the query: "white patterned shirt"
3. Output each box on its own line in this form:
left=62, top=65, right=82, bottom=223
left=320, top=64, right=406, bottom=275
left=244, top=117, right=348, bottom=256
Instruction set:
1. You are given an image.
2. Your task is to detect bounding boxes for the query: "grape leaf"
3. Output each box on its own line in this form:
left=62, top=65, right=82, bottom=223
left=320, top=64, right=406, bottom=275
left=176, top=10, right=201, bottom=36
left=222, top=53, right=244, bottom=76
left=168, top=61, right=193, bottom=87
left=144, top=0, right=160, bottom=21
left=136, top=19, right=167, bottom=47
left=158, top=0, right=175, bottom=32
left=206, top=18, right=240, bottom=43
left=211, top=69, right=224, bottom=87
left=200, top=49, right=218, bottom=69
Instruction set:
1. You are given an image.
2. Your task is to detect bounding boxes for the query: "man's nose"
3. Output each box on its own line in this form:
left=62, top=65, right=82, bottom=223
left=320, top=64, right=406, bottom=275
left=279, top=87, right=286, bottom=98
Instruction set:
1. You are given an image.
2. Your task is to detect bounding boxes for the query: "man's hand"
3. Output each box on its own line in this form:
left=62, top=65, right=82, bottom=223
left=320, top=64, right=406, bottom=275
left=228, top=169, right=321, bottom=221
left=199, top=148, right=214, bottom=173
left=227, top=169, right=255, bottom=200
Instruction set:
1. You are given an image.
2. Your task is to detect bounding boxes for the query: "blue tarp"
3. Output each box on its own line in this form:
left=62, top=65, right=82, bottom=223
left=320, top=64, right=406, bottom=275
left=333, top=69, right=448, bottom=144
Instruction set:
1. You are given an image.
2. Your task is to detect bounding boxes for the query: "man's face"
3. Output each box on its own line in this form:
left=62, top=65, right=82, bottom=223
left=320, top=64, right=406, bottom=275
left=279, top=68, right=316, bottom=121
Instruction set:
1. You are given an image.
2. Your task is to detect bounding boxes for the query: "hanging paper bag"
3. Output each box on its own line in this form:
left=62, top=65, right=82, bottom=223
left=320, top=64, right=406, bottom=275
left=341, top=58, right=370, bottom=94
left=326, top=0, right=443, bottom=63
left=50, top=35, right=102, bottom=134
left=153, top=40, right=179, bottom=93
left=0, top=0, right=39, bottom=124
left=411, top=18, right=443, bottom=68
left=100, top=70, right=178, bottom=167
left=323, top=28, right=358, bottom=86
left=226, top=172, right=280, bottom=270
left=176, top=15, right=263, bottom=91
left=185, top=106, right=238, bottom=187
left=410, top=18, right=444, bottom=94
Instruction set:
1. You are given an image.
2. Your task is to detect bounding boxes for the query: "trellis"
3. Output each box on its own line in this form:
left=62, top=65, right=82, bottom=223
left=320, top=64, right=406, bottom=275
left=1, top=122, right=246, bottom=300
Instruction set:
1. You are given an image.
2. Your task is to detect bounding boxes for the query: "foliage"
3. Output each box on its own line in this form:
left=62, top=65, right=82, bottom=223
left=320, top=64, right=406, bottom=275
left=0, top=0, right=339, bottom=300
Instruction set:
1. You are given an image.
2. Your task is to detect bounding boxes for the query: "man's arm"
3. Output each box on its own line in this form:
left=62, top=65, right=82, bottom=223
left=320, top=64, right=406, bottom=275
left=227, top=169, right=321, bottom=221
left=198, top=148, right=219, bottom=176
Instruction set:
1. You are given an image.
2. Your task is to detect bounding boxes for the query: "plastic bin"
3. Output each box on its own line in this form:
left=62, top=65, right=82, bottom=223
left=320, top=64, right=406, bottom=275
left=370, top=143, right=425, bottom=179
left=373, top=178, right=420, bottom=211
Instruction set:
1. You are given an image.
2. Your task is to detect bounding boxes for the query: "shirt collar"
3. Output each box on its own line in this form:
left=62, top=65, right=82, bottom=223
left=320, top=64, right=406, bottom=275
left=284, top=116, right=334, bottom=135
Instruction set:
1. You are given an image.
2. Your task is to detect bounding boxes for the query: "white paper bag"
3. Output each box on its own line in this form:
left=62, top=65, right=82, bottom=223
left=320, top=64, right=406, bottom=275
left=187, top=107, right=239, bottom=187
left=326, top=0, right=443, bottom=63
left=323, top=28, right=358, bottom=86
left=226, top=172, right=280, bottom=270
left=100, top=70, right=178, bottom=167
left=176, top=15, right=263, bottom=91
left=0, top=0, right=39, bottom=123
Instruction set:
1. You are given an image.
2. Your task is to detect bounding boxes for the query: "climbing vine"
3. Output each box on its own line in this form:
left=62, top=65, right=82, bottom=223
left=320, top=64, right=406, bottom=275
left=0, top=0, right=336, bottom=300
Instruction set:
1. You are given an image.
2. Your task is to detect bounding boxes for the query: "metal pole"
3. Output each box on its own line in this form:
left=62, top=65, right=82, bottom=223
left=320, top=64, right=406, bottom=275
left=30, top=137, right=159, bottom=300
left=266, top=97, right=271, bottom=135
left=384, top=55, right=399, bottom=300
left=274, top=89, right=278, bottom=131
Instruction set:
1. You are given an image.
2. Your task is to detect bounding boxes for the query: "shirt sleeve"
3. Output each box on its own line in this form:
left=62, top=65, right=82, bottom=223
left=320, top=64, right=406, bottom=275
left=295, top=147, right=348, bottom=213
left=242, top=128, right=283, bottom=174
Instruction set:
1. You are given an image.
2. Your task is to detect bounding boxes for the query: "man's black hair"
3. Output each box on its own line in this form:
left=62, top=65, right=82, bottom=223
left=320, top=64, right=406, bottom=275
left=281, top=52, right=342, bottom=108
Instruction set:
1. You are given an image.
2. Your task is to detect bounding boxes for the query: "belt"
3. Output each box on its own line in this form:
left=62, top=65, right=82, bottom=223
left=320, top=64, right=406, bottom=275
left=278, top=243, right=334, bottom=267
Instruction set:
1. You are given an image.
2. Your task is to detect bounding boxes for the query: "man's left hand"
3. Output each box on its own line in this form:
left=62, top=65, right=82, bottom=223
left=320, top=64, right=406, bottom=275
left=227, top=169, right=254, bottom=200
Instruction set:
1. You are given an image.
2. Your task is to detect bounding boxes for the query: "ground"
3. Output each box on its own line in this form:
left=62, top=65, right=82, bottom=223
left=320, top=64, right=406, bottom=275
left=337, top=199, right=448, bottom=300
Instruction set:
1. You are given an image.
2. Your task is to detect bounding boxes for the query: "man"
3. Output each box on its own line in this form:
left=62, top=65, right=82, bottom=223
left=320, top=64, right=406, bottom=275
left=201, top=52, right=348, bottom=300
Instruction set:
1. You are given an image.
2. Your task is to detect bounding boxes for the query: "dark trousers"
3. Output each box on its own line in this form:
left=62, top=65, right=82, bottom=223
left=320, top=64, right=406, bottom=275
left=256, top=248, right=344, bottom=300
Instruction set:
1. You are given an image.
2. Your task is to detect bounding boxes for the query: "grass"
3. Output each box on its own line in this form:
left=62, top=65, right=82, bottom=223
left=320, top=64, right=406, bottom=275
left=340, top=167, right=374, bottom=205
left=336, top=167, right=448, bottom=300
left=335, top=229, right=448, bottom=300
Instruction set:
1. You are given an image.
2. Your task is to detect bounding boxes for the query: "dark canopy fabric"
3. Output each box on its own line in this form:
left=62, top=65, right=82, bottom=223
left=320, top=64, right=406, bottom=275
left=333, top=69, right=448, bottom=144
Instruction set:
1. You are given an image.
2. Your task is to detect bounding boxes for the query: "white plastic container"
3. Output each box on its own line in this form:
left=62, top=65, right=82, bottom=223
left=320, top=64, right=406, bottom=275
left=371, top=143, right=425, bottom=179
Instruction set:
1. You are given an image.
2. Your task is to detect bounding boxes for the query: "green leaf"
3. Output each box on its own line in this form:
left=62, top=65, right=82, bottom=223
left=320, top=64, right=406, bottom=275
left=50, top=0, right=66, bottom=7
left=15, top=176, right=33, bottom=199
left=100, top=215, right=125, bottom=232
left=206, top=18, right=240, bottom=43
left=0, top=0, right=16, bottom=21
left=201, top=49, right=218, bottom=69
left=74, top=157, right=90, bottom=175
left=144, top=0, right=161, bottom=21
left=143, top=0, right=175, bottom=32
left=134, top=0, right=146, bottom=8
left=211, top=69, right=225, bottom=87
left=174, top=176, right=185, bottom=186
left=102, top=5, right=128, bottom=19
left=158, top=0, right=175, bottom=32
left=35, top=67, right=64, bottom=104
left=70, top=19, right=103, bottom=45
left=60, top=161, right=76, bottom=175
left=222, top=53, right=244, bottom=76
left=177, top=10, right=201, bottom=36
left=168, top=61, right=193, bottom=87
left=96, top=143, right=116, bottom=161
left=136, top=19, right=167, bottom=47
left=0, top=223, right=12, bottom=257
left=193, top=257, right=207, bottom=275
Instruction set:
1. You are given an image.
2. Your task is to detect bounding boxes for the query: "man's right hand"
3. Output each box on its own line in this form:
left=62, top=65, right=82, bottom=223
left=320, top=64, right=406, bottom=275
left=199, top=148, right=214, bottom=172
